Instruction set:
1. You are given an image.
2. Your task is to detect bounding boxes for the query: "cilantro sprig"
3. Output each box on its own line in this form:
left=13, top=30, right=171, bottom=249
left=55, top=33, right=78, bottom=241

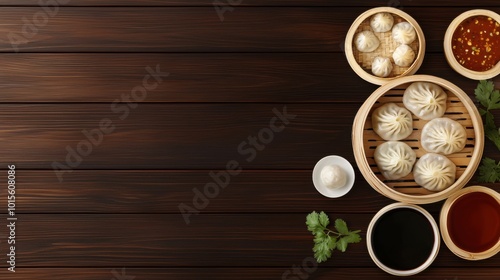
left=478, top=157, right=500, bottom=183
left=474, top=80, right=500, bottom=183
left=475, top=80, right=500, bottom=150
left=306, top=211, right=361, bottom=263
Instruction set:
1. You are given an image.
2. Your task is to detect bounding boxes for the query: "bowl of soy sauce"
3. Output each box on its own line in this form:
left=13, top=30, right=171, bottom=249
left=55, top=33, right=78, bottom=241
left=440, top=186, right=500, bottom=260
left=367, top=203, right=440, bottom=276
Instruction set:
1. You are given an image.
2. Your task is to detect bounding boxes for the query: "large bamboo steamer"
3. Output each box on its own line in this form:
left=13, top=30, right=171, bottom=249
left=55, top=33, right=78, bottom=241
left=345, top=7, right=425, bottom=85
left=352, top=75, right=484, bottom=204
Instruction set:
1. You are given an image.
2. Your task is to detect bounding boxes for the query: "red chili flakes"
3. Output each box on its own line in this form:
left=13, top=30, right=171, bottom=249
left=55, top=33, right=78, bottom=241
left=452, top=16, right=500, bottom=71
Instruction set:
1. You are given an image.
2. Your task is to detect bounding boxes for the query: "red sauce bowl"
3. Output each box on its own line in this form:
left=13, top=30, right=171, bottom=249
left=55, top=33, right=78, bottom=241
left=440, top=186, right=500, bottom=260
left=444, top=10, right=500, bottom=80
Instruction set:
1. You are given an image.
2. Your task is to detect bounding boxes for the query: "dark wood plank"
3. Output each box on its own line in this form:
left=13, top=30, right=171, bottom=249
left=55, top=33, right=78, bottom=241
left=4, top=214, right=500, bottom=267
left=0, top=268, right=499, bottom=279
left=0, top=104, right=356, bottom=170
left=0, top=7, right=494, bottom=52
left=0, top=53, right=498, bottom=103
left=0, top=0, right=498, bottom=6
left=6, top=170, right=499, bottom=214
left=1, top=104, right=498, bottom=170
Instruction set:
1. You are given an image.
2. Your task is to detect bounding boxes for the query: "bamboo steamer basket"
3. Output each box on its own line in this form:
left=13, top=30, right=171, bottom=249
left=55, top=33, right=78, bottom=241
left=352, top=75, right=484, bottom=204
left=440, top=186, right=500, bottom=260
left=443, top=9, right=500, bottom=80
left=345, top=7, right=425, bottom=85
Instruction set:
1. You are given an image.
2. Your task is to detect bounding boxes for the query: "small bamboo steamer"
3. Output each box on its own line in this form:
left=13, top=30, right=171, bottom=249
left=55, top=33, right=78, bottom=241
left=444, top=9, right=500, bottom=80
left=345, top=7, right=426, bottom=85
left=352, top=75, right=484, bottom=204
left=440, top=186, right=500, bottom=260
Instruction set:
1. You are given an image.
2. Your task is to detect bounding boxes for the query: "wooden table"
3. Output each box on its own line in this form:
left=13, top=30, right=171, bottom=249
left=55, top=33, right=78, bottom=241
left=0, top=1, right=499, bottom=279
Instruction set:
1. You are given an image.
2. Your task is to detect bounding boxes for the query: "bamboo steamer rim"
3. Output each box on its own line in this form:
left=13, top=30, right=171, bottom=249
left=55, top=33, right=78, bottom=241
left=443, top=9, right=500, bottom=80
left=345, top=7, right=426, bottom=85
left=366, top=203, right=440, bottom=276
left=352, top=75, right=484, bottom=204
left=440, top=186, right=500, bottom=260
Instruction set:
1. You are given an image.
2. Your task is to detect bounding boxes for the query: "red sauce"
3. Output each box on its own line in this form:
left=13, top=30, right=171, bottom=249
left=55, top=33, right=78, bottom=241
left=452, top=16, right=500, bottom=71
left=447, top=192, right=500, bottom=253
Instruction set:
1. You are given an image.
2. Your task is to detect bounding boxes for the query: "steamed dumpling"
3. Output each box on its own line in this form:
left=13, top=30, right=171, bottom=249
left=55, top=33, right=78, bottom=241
left=355, top=31, right=380, bottom=52
left=413, top=153, right=456, bottom=191
left=370, top=12, right=394, bottom=33
left=392, top=22, right=416, bottom=44
left=403, top=82, right=447, bottom=120
left=320, top=165, right=347, bottom=189
left=372, top=103, right=413, bottom=140
left=392, top=44, right=415, bottom=67
left=421, top=117, right=467, bottom=155
left=371, top=56, right=393, bottom=77
left=374, top=141, right=416, bottom=180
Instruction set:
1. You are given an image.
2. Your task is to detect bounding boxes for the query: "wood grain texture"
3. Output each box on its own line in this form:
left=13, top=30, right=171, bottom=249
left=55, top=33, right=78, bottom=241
left=0, top=7, right=494, bottom=52
left=0, top=53, right=498, bottom=103
left=1, top=214, right=500, bottom=267
left=0, top=104, right=497, bottom=169
left=0, top=2, right=498, bottom=279
left=5, top=170, right=500, bottom=214
left=0, top=104, right=356, bottom=169
left=0, top=0, right=498, bottom=6
left=1, top=268, right=500, bottom=279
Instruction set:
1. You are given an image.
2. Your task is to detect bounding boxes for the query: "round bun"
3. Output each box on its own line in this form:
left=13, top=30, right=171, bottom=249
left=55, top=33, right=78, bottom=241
left=393, top=44, right=415, bottom=67
left=355, top=30, right=380, bottom=52
left=372, top=103, right=413, bottom=140
left=403, top=82, right=447, bottom=120
left=320, top=165, right=347, bottom=189
left=372, top=56, right=394, bottom=77
left=392, top=22, right=416, bottom=44
left=370, top=12, right=394, bottom=33
left=421, top=117, right=467, bottom=155
left=414, top=153, right=456, bottom=191
left=374, top=141, right=417, bottom=180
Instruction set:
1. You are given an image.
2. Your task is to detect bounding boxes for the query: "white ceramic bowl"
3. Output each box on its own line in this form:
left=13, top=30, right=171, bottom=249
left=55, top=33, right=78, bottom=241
left=312, top=155, right=355, bottom=198
left=444, top=9, right=500, bottom=80
left=367, top=203, right=440, bottom=276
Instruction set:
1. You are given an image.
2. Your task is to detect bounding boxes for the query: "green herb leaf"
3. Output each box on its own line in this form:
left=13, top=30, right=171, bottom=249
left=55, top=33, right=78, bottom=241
left=474, top=80, right=500, bottom=183
left=306, top=212, right=361, bottom=263
left=475, top=80, right=496, bottom=109
left=334, top=219, right=349, bottom=235
left=327, top=236, right=337, bottom=250
left=478, top=157, right=500, bottom=183
left=306, top=211, right=322, bottom=234
left=336, top=237, right=348, bottom=252
left=344, top=231, right=362, bottom=244
left=318, top=211, right=330, bottom=228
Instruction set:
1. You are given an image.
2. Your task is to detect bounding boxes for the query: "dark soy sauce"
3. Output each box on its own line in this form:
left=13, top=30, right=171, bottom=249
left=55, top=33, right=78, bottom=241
left=448, top=192, right=500, bottom=253
left=372, top=208, right=434, bottom=270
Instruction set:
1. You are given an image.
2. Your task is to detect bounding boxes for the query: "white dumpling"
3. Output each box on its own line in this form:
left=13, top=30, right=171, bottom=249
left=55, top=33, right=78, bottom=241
left=403, top=82, right=447, bottom=120
left=370, top=12, right=394, bottom=33
left=371, top=56, right=393, bottom=77
left=372, top=103, right=413, bottom=140
left=421, top=118, right=467, bottom=155
left=392, top=22, right=416, bottom=44
left=320, top=165, right=347, bottom=189
left=413, top=153, right=456, bottom=191
left=392, top=45, right=415, bottom=67
left=374, top=141, right=416, bottom=180
left=355, top=31, right=380, bottom=52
